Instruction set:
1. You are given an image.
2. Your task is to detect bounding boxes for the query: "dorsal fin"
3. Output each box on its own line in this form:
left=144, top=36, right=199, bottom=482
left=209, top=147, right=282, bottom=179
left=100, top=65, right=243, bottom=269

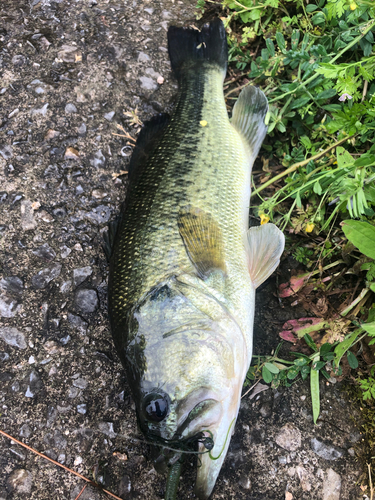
left=102, top=217, right=120, bottom=262
left=246, top=223, right=285, bottom=288
left=128, top=113, right=170, bottom=179
left=177, top=206, right=226, bottom=280
left=231, top=85, right=268, bottom=163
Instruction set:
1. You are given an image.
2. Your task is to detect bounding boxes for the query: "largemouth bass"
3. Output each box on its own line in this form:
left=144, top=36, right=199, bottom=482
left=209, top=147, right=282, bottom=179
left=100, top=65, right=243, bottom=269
left=107, top=19, right=284, bottom=499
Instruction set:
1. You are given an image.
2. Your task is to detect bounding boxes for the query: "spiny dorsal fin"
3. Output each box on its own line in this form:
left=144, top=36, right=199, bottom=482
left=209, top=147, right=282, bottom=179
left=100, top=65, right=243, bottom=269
left=231, top=85, right=268, bottom=162
left=246, top=223, right=285, bottom=288
left=177, top=207, right=226, bottom=280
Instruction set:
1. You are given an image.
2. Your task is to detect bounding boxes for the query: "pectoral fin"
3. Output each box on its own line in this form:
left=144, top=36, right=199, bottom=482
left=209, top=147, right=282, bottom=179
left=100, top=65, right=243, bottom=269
left=246, top=223, right=285, bottom=289
left=178, top=207, right=226, bottom=280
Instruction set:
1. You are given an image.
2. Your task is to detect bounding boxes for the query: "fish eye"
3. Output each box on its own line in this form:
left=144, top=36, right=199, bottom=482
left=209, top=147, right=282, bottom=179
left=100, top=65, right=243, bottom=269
left=143, top=392, right=169, bottom=422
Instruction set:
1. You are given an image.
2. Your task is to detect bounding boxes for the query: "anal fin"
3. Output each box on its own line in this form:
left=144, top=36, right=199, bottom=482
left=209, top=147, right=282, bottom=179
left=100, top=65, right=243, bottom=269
left=178, top=207, right=226, bottom=280
left=246, top=223, right=285, bottom=289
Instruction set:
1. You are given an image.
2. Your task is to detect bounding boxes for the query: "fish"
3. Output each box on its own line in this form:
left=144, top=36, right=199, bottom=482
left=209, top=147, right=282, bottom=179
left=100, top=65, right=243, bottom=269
left=106, top=18, right=285, bottom=499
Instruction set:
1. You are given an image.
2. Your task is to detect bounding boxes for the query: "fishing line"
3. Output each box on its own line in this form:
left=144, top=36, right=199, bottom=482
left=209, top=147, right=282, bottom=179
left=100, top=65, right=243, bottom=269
left=128, top=434, right=213, bottom=456
left=203, top=418, right=235, bottom=461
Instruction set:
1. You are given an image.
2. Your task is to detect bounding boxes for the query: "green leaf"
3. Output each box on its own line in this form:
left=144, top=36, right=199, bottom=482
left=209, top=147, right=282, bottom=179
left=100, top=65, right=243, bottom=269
left=322, top=352, right=335, bottom=361
left=322, top=104, right=342, bottom=112
left=290, top=95, right=311, bottom=110
left=275, top=32, right=286, bottom=52
left=266, top=38, right=275, bottom=57
left=304, top=334, right=318, bottom=352
left=291, top=30, right=300, bottom=50
left=306, top=4, right=318, bottom=12
left=341, top=220, right=375, bottom=260
left=313, top=361, right=326, bottom=371
left=287, top=365, right=300, bottom=380
left=301, top=365, right=311, bottom=380
left=334, top=329, right=361, bottom=367
left=276, top=121, right=286, bottom=133
left=320, top=343, right=333, bottom=355
left=264, top=362, right=280, bottom=374
left=347, top=351, right=359, bottom=369
left=316, top=89, right=337, bottom=100
left=262, top=365, right=273, bottom=383
left=316, top=63, right=338, bottom=79
left=311, top=12, right=325, bottom=25
left=363, top=321, right=375, bottom=336
left=294, top=357, right=308, bottom=366
left=370, top=283, right=375, bottom=293
left=313, top=181, right=322, bottom=195
left=300, top=135, right=312, bottom=149
left=310, top=365, right=320, bottom=424
left=336, top=147, right=354, bottom=168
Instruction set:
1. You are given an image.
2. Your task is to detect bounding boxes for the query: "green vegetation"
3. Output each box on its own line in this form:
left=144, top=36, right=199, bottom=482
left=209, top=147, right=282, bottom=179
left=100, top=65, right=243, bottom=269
left=196, top=0, right=375, bottom=449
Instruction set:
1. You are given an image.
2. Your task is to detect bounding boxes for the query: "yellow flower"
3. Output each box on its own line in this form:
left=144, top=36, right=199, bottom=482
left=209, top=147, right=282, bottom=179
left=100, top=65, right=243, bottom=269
left=200, top=120, right=208, bottom=127
left=306, top=222, right=315, bottom=233
left=350, top=2, right=357, bottom=9
left=260, top=213, right=270, bottom=225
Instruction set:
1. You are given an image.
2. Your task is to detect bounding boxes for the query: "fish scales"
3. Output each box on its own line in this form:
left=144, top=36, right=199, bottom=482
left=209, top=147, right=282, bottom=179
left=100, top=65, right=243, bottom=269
left=108, top=19, right=285, bottom=500
left=110, top=70, right=252, bottom=346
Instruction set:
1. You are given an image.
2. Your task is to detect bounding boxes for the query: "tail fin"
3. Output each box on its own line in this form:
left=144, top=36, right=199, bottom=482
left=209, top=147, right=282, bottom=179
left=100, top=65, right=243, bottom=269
left=167, top=19, right=228, bottom=80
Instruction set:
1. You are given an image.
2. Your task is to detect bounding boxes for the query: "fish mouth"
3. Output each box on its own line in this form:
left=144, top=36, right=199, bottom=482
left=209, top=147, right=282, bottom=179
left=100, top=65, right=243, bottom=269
left=150, top=430, right=214, bottom=475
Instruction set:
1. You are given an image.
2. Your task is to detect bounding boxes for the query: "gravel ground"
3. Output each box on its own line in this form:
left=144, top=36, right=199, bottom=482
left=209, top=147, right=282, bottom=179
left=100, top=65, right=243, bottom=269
left=0, top=1, right=366, bottom=499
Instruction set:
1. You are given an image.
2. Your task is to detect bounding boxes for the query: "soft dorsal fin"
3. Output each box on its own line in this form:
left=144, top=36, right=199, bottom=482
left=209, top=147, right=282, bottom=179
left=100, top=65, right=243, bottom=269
left=177, top=206, right=226, bottom=280
left=128, top=113, right=170, bottom=179
left=246, top=223, right=285, bottom=288
left=231, top=85, right=268, bottom=162
left=102, top=217, right=120, bottom=262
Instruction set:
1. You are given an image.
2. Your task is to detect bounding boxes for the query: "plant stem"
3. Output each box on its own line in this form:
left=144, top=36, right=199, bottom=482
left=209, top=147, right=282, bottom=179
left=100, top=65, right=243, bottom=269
left=251, top=135, right=353, bottom=198
left=268, top=19, right=375, bottom=104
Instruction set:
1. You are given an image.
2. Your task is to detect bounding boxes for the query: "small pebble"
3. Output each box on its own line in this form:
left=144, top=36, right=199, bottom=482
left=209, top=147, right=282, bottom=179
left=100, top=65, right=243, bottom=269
left=73, top=266, right=93, bottom=286
left=64, top=147, right=79, bottom=159
left=32, top=243, right=56, bottom=261
left=310, top=438, right=344, bottom=460
left=104, top=111, right=115, bottom=121
left=140, top=76, right=157, bottom=91
left=31, top=103, right=48, bottom=116
left=322, top=468, right=341, bottom=500
left=60, top=246, right=72, bottom=259
left=0, top=327, right=27, bottom=349
left=78, top=123, right=86, bottom=135
left=89, top=150, right=106, bottom=168
left=77, top=404, right=87, bottom=414
left=65, top=103, right=77, bottom=113
left=31, top=264, right=62, bottom=289
left=275, top=423, right=302, bottom=452
left=72, top=377, right=88, bottom=389
left=0, top=277, right=23, bottom=295
left=7, top=469, right=33, bottom=494
left=75, top=289, right=98, bottom=313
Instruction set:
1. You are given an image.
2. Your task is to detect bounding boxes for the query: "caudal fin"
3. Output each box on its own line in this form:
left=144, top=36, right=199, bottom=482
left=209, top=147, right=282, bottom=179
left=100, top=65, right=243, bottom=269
left=167, top=19, right=228, bottom=80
